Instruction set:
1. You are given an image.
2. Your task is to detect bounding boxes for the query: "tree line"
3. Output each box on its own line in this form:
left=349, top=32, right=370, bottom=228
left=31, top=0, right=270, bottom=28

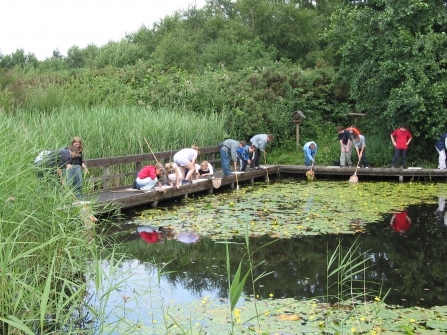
left=1, top=0, right=446, bottom=154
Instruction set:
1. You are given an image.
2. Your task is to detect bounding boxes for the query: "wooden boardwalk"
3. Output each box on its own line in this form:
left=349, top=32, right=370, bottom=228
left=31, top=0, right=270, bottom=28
left=92, top=166, right=279, bottom=211
left=82, top=146, right=447, bottom=212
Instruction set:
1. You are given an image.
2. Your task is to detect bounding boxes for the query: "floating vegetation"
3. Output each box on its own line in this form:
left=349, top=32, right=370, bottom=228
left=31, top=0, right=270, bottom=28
left=133, top=179, right=444, bottom=239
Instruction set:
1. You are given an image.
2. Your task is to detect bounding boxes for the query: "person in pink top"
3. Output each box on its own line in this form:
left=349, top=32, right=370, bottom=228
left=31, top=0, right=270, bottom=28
left=135, top=163, right=163, bottom=191
left=390, top=124, right=412, bottom=168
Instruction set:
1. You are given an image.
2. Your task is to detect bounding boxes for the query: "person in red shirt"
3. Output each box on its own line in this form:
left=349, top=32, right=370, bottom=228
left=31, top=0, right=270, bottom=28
left=390, top=211, right=412, bottom=233
left=136, top=163, right=163, bottom=191
left=390, top=124, right=412, bottom=168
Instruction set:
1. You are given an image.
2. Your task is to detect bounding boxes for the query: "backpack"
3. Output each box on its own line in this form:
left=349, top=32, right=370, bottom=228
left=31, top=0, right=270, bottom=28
left=34, top=150, right=53, bottom=165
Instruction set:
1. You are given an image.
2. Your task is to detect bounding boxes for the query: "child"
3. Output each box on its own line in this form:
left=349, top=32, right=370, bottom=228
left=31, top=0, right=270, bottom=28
left=353, top=134, right=368, bottom=168
left=135, top=163, right=163, bottom=191
left=194, top=161, right=214, bottom=180
left=390, top=124, right=412, bottom=168
left=165, top=162, right=183, bottom=189
left=236, top=141, right=253, bottom=171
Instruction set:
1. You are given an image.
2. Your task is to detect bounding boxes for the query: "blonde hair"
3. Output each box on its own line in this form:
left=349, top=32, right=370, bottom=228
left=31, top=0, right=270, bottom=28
left=191, top=145, right=200, bottom=152
left=165, top=162, right=174, bottom=173
left=200, top=161, right=209, bottom=170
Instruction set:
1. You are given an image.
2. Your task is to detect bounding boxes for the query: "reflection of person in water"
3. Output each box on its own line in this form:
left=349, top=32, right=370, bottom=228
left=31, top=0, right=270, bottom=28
left=174, top=231, right=200, bottom=244
left=137, top=226, right=165, bottom=244
left=390, top=211, right=412, bottom=233
left=435, top=197, right=447, bottom=227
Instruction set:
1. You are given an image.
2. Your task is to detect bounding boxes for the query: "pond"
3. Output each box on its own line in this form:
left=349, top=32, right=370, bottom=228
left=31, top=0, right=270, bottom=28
left=96, top=178, right=447, bottom=334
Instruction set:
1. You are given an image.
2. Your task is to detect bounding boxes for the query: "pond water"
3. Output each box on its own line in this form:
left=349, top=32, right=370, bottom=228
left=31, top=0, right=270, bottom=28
left=97, top=178, right=447, bottom=332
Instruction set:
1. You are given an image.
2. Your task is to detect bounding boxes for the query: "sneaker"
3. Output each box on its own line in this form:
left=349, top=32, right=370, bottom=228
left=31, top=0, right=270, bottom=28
left=391, top=166, right=396, bottom=168
left=181, top=180, right=190, bottom=185
left=365, top=166, right=369, bottom=169
left=348, top=165, right=352, bottom=168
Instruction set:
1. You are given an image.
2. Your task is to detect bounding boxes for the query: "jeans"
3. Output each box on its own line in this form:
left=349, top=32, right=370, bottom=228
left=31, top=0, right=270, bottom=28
left=220, top=147, right=232, bottom=176
left=356, top=148, right=368, bottom=167
left=392, top=148, right=407, bottom=167
left=67, top=165, right=83, bottom=199
left=304, top=154, right=314, bottom=167
left=250, top=147, right=261, bottom=168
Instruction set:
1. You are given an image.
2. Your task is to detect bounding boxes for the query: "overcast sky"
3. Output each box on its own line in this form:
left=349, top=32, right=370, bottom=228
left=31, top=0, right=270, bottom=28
left=1, top=0, right=207, bottom=60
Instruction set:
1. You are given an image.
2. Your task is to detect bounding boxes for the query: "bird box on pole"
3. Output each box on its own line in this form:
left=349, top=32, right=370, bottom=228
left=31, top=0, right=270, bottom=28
left=291, top=110, right=306, bottom=148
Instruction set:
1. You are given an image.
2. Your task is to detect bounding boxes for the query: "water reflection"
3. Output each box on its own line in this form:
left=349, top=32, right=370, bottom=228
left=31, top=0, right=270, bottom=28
left=435, top=196, right=447, bottom=227
left=390, top=210, right=412, bottom=233
left=106, top=201, right=447, bottom=310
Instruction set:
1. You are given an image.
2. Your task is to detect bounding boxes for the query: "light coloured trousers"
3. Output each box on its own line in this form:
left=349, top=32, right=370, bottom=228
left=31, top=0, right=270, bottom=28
left=136, top=176, right=158, bottom=190
left=436, top=146, right=446, bottom=169
left=340, top=145, right=352, bottom=167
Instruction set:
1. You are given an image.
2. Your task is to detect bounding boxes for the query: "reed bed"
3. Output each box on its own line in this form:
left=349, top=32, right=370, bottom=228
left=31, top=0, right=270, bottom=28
left=12, top=105, right=228, bottom=159
left=0, top=110, right=139, bottom=333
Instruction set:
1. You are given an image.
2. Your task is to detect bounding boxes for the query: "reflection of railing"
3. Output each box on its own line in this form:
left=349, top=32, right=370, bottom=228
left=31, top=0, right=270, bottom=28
left=85, top=146, right=221, bottom=189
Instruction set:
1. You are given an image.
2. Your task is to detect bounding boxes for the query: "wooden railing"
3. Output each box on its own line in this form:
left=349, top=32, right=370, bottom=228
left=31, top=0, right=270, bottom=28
left=85, top=146, right=221, bottom=189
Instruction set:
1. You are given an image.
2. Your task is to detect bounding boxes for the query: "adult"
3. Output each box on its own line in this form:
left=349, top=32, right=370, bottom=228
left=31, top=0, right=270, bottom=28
left=67, top=136, right=89, bottom=199
left=353, top=134, right=368, bottom=168
left=250, top=134, right=274, bottom=170
left=390, top=124, right=412, bottom=168
left=135, top=163, right=163, bottom=191
left=435, top=133, right=447, bottom=169
left=337, top=126, right=352, bottom=168
left=220, top=139, right=239, bottom=177
left=303, top=141, right=317, bottom=168
left=173, top=145, right=200, bottom=185
left=36, top=146, right=79, bottom=184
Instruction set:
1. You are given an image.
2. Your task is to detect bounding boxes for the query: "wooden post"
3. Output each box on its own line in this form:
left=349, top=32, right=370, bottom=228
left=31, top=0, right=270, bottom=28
left=292, top=111, right=305, bottom=148
left=103, top=166, right=110, bottom=189
left=296, top=122, right=300, bottom=148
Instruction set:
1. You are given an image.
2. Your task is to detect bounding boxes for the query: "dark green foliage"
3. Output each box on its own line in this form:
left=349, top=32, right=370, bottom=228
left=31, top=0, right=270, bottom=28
left=325, top=0, right=447, bottom=146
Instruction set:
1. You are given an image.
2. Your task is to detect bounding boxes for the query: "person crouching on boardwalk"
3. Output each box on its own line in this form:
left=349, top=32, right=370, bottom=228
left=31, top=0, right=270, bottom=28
left=195, top=161, right=214, bottom=180
left=135, top=163, right=163, bottom=191
left=173, top=145, right=200, bottom=185
left=250, top=134, right=273, bottom=170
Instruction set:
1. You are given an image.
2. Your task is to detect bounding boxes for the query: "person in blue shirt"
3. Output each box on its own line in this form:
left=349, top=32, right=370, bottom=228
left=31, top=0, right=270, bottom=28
left=303, top=141, right=317, bottom=168
left=236, top=140, right=254, bottom=171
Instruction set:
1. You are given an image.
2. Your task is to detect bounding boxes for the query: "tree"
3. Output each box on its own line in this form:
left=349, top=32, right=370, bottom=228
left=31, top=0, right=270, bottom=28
left=325, top=0, right=447, bottom=141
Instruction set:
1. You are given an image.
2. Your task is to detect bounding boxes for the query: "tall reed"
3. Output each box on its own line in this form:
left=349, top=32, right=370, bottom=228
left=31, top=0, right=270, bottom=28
left=0, top=112, right=131, bottom=334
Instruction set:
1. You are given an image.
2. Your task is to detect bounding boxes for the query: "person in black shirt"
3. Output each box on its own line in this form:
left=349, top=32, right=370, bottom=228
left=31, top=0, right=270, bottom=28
left=68, top=137, right=89, bottom=199
left=337, top=126, right=352, bottom=168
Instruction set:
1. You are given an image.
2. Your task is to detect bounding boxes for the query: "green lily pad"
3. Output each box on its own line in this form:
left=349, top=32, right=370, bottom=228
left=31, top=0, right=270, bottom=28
left=426, top=320, right=447, bottom=331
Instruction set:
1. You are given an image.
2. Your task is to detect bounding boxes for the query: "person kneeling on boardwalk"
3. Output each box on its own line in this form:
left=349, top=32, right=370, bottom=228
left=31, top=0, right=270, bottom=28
left=136, top=163, right=163, bottom=191
left=35, top=146, right=79, bottom=185
left=303, top=141, right=317, bottom=168
left=195, top=161, right=214, bottom=180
